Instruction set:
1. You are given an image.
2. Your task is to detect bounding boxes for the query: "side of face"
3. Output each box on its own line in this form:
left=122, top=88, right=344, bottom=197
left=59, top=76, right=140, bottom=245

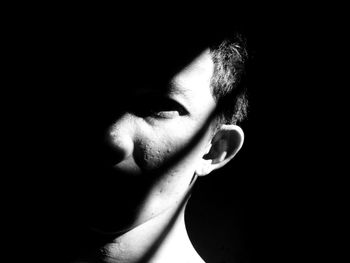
left=89, top=49, right=243, bottom=234
left=98, top=49, right=215, bottom=232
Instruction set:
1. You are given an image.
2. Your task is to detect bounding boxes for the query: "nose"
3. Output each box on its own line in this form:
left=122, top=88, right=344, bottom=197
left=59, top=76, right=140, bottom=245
left=106, top=114, right=135, bottom=165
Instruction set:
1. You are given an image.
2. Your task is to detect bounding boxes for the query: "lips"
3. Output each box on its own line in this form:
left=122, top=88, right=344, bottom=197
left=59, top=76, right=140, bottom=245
left=72, top=164, right=154, bottom=234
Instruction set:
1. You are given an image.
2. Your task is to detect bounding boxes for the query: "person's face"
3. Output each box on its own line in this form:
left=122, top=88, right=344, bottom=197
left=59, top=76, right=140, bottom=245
left=86, top=49, right=217, bottom=233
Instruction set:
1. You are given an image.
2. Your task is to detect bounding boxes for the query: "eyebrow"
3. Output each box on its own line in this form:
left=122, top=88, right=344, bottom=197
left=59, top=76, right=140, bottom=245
left=167, top=80, right=190, bottom=101
left=166, top=80, right=193, bottom=111
left=132, top=82, right=191, bottom=114
left=132, top=80, right=188, bottom=100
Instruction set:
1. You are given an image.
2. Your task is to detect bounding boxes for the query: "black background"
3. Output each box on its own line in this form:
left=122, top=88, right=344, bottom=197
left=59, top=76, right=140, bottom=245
left=5, top=3, right=343, bottom=263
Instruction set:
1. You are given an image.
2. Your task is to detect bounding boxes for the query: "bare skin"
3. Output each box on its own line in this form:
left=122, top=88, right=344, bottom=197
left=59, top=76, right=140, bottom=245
left=71, top=49, right=244, bottom=263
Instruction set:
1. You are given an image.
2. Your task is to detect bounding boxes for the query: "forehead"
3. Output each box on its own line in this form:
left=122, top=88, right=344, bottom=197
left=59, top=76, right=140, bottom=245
left=134, top=49, right=214, bottom=102
left=171, top=49, right=214, bottom=97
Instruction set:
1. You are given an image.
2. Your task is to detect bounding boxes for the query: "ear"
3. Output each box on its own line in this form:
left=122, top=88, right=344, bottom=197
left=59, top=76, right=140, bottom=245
left=195, top=124, right=244, bottom=176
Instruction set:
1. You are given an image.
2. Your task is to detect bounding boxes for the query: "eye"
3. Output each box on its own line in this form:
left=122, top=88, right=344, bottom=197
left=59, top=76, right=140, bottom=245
left=130, top=96, right=188, bottom=119
left=148, top=98, right=187, bottom=119
left=150, top=109, right=179, bottom=119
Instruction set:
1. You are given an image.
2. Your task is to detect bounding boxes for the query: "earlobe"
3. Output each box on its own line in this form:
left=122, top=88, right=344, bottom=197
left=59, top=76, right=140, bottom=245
left=197, top=124, right=244, bottom=176
left=195, top=159, right=213, bottom=176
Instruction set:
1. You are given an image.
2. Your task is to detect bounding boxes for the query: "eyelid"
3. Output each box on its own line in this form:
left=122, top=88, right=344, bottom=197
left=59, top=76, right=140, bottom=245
left=164, top=97, right=189, bottom=115
left=127, top=94, right=189, bottom=119
left=151, top=110, right=180, bottom=119
left=148, top=98, right=188, bottom=120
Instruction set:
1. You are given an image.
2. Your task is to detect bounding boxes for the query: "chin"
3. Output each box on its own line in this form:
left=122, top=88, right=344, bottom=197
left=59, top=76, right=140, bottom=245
left=73, top=166, right=152, bottom=234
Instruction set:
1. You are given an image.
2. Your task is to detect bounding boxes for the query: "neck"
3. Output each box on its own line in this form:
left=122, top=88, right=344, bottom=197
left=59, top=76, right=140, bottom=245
left=101, top=201, right=202, bottom=263
left=73, top=191, right=204, bottom=263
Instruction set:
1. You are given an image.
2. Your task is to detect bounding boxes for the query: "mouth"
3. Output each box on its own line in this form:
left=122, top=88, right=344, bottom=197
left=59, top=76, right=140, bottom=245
left=72, top=164, right=154, bottom=234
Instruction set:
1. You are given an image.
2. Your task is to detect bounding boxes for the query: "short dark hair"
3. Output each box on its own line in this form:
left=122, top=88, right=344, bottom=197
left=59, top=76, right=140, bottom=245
left=210, top=35, right=249, bottom=126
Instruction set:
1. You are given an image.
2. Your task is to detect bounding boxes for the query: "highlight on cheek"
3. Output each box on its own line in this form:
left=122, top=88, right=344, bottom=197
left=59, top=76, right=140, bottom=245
left=135, top=136, right=179, bottom=172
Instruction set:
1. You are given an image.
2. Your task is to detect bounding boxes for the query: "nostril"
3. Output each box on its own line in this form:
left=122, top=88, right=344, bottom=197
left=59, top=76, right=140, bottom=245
left=112, top=140, right=132, bottom=162
left=102, top=131, right=134, bottom=166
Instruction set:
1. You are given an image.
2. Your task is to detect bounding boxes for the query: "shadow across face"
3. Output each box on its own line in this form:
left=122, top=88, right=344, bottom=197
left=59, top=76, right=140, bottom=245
left=48, top=31, right=210, bottom=230
left=34, top=27, right=237, bottom=262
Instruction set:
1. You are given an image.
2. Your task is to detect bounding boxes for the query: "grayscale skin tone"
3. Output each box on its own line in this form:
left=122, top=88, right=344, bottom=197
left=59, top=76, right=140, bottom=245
left=74, top=49, right=244, bottom=263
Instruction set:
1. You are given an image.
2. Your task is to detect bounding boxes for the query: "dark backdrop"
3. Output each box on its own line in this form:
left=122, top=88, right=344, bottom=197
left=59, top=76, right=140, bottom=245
left=6, top=5, right=341, bottom=263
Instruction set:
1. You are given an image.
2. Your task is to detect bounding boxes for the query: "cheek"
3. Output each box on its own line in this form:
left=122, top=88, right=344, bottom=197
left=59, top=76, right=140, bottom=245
left=135, top=124, right=206, bottom=173
left=136, top=135, right=176, bottom=171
